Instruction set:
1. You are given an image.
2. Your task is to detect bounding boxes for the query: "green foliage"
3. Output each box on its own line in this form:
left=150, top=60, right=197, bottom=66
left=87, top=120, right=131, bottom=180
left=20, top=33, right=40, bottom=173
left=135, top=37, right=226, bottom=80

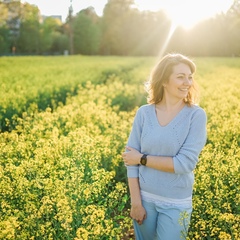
left=0, top=56, right=239, bottom=239
left=73, top=9, right=101, bottom=55
left=16, top=4, right=40, bottom=54
left=50, top=31, right=69, bottom=54
left=0, top=27, right=10, bottom=53
left=0, top=2, right=8, bottom=26
left=0, top=56, right=146, bottom=131
left=38, top=17, right=61, bottom=53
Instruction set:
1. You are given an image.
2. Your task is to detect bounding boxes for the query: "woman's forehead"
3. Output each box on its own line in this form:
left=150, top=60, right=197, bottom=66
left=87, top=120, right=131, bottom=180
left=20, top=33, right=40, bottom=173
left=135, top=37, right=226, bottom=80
left=172, top=63, right=192, bottom=74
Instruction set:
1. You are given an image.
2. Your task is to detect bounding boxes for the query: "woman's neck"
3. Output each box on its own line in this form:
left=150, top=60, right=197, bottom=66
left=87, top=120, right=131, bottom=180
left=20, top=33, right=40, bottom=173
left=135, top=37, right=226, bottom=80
left=156, top=99, right=185, bottom=112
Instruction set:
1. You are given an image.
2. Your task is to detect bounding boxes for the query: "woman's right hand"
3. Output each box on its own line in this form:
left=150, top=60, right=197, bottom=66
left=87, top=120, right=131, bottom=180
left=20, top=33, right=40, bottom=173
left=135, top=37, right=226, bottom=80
left=130, top=204, right=146, bottom=225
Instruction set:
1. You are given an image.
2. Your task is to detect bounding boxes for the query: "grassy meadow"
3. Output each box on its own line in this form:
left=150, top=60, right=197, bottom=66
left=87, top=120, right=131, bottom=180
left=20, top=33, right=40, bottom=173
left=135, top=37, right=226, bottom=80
left=0, top=56, right=239, bottom=239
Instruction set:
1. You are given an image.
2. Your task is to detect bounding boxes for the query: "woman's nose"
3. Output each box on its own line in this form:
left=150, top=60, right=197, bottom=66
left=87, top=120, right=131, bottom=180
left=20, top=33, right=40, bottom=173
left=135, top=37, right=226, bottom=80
left=184, top=78, right=192, bottom=85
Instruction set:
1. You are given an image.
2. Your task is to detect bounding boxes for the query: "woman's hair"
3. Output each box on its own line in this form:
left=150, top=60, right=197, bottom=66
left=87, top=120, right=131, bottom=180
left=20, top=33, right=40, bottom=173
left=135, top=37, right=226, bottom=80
left=146, top=53, right=199, bottom=105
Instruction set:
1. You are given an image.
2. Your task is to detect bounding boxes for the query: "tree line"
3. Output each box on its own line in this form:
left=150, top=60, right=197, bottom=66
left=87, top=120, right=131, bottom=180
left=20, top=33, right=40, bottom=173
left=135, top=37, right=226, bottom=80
left=0, top=0, right=240, bottom=56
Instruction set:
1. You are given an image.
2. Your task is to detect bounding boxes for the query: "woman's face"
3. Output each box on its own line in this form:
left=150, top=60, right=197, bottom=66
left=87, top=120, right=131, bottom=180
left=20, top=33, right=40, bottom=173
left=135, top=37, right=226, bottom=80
left=163, top=63, right=193, bottom=101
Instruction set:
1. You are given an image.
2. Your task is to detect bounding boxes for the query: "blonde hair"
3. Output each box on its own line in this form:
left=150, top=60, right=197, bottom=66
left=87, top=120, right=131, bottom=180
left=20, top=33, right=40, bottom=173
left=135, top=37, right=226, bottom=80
left=146, top=53, right=199, bottom=106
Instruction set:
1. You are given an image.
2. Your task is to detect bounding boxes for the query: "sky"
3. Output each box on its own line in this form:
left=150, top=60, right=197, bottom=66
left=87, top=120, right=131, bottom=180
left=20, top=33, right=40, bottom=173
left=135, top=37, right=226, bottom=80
left=22, top=0, right=234, bottom=29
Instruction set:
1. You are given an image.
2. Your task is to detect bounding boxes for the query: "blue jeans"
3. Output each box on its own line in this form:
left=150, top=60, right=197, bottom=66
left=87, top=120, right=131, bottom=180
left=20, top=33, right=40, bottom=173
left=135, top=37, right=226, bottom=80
left=133, top=200, right=192, bottom=240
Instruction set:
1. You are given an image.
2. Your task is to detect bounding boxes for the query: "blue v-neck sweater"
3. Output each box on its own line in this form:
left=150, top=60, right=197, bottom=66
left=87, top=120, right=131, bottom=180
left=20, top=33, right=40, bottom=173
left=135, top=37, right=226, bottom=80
left=126, top=104, right=207, bottom=199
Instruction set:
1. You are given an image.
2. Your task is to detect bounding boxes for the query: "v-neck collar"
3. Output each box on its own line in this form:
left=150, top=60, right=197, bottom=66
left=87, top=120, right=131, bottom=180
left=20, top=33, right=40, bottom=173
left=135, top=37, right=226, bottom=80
left=152, top=104, right=188, bottom=128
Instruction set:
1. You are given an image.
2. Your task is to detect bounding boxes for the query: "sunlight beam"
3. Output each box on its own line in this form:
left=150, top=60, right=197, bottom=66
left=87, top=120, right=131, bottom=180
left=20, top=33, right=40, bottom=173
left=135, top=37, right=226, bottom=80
left=157, top=22, right=177, bottom=59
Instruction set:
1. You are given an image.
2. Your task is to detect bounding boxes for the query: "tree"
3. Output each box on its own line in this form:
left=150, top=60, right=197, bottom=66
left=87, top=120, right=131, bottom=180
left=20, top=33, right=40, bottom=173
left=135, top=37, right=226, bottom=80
left=132, top=10, right=171, bottom=56
left=39, top=17, right=62, bottom=54
left=226, top=0, right=240, bottom=55
left=50, top=31, right=69, bottom=54
left=0, top=2, right=9, bottom=54
left=0, top=1, right=21, bottom=54
left=0, top=2, right=8, bottom=26
left=100, top=0, right=135, bottom=55
left=73, top=7, right=101, bottom=55
left=17, top=3, right=40, bottom=54
left=100, top=0, right=171, bottom=56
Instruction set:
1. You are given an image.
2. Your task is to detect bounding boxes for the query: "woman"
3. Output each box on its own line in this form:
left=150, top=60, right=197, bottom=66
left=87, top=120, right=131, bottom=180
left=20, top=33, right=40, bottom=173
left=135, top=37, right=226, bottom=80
left=122, top=53, right=207, bottom=240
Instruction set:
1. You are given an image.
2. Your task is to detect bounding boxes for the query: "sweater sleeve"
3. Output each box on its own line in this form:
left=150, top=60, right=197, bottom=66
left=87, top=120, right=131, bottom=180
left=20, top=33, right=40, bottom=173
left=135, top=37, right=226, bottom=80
left=126, top=108, right=143, bottom=178
left=173, top=108, right=207, bottom=174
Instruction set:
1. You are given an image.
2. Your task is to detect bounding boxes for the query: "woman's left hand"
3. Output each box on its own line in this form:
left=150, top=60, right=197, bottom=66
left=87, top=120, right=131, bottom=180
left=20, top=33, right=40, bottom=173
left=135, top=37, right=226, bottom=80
left=122, top=146, right=142, bottom=166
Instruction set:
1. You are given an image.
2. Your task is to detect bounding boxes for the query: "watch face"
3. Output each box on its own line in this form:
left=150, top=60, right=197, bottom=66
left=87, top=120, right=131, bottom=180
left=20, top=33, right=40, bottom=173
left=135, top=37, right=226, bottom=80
left=141, top=155, right=147, bottom=165
left=141, top=158, right=147, bottom=165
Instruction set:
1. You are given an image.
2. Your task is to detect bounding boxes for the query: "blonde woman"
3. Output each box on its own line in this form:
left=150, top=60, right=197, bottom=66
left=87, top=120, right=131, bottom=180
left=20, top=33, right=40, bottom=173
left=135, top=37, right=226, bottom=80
left=122, top=53, right=207, bottom=240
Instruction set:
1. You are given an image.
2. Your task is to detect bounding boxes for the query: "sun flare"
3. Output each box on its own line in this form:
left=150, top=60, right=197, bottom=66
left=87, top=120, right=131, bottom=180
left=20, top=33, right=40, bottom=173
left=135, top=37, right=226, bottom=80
left=134, top=0, right=233, bottom=29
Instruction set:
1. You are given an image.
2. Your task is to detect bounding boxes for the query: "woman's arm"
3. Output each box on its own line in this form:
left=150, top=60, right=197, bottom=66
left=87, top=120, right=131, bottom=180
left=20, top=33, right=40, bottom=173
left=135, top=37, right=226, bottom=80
left=123, top=147, right=174, bottom=173
left=128, top=177, right=146, bottom=225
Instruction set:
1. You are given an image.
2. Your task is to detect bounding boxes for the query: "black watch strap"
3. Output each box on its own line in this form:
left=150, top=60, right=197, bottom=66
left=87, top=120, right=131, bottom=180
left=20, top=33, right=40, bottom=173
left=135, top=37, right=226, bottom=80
left=140, top=154, right=147, bottom=166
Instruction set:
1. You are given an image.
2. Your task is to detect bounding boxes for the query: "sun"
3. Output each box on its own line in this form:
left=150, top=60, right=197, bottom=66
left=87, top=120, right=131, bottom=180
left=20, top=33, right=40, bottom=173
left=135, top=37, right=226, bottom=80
left=134, top=0, right=233, bottom=30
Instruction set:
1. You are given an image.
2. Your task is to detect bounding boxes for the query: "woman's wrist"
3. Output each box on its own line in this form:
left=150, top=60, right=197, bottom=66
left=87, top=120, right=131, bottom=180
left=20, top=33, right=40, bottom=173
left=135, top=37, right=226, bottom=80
left=131, top=201, right=142, bottom=207
left=130, top=196, right=142, bottom=207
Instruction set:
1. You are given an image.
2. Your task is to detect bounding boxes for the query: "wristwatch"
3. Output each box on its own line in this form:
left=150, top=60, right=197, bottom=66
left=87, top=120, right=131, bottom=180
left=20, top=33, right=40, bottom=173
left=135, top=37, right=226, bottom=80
left=140, top=154, right=147, bottom=166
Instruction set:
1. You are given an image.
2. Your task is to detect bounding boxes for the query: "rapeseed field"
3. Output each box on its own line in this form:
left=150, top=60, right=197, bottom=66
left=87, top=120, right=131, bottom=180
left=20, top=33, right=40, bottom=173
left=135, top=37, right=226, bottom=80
left=0, top=56, right=239, bottom=239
